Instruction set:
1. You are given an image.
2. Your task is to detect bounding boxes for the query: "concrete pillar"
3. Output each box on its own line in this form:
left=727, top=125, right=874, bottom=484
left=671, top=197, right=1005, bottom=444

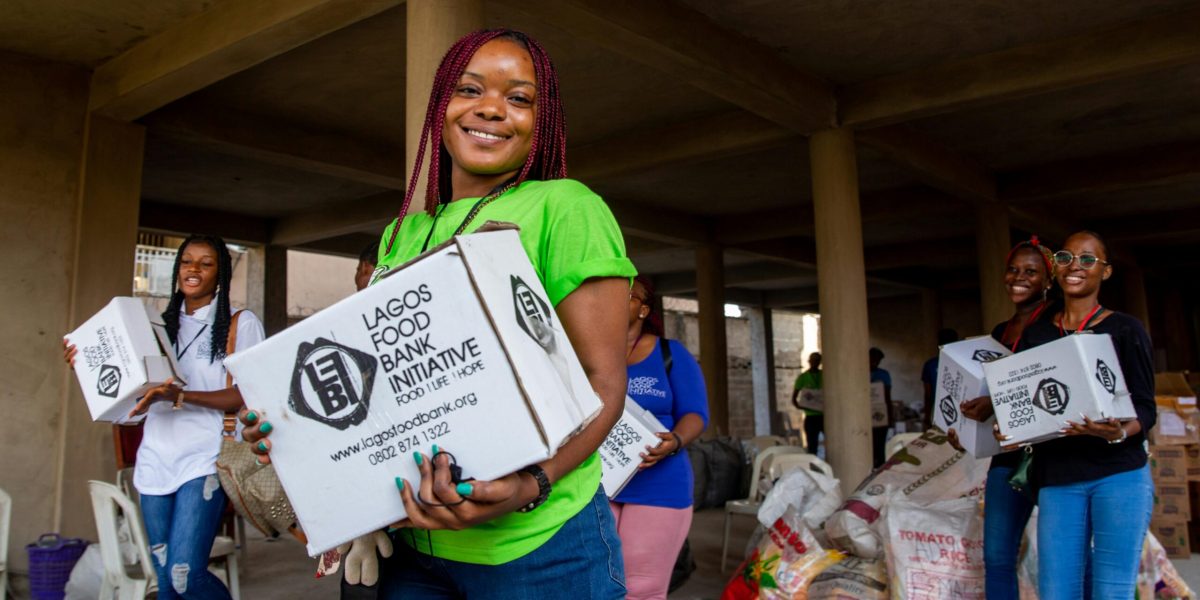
left=1121, top=263, right=1151, bottom=329
left=749, top=307, right=780, bottom=436
left=58, top=114, right=146, bottom=535
left=696, top=243, right=729, bottom=435
left=406, top=0, right=484, bottom=202
left=810, top=128, right=872, bottom=493
left=264, top=245, right=288, bottom=335
left=244, top=245, right=266, bottom=319
left=976, top=202, right=1012, bottom=331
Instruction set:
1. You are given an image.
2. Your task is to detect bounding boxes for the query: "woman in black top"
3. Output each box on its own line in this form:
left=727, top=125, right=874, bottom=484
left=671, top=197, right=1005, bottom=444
left=949, top=236, right=1056, bottom=600
left=1019, top=230, right=1155, bottom=599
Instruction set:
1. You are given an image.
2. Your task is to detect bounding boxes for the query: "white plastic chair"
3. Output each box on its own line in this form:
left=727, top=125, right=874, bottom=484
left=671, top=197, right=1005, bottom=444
left=0, top=486, right=11, bottom=599
left=887, top=432, right=922, bottom=459
left=722, top=445, right=807, bottom=572
left=90, top=481, right=155, bottom=600
left=765, top=453, right=834, bottom=483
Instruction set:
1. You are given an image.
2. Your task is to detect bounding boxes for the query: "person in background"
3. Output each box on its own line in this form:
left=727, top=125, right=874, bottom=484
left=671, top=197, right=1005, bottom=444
left=66, top=235, right=264, bottom=600
left=790, top=352, right=823, bottom=454
left=949, top=236, right=1057, bottom=600
left=869, top=347, right=893, bottom=467
left=921, top=329, right=958, bottom=430
left=1017, top=231, right=1154, bottom=599
left=355, top=241, right=380, bottom=292
left=245, top=28, right=634, bottom=599
left=613, top=275, right=708, bottom=600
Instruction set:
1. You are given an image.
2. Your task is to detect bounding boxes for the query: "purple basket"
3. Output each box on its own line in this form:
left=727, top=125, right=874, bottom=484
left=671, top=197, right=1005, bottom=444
left=26, top=534, right=89, bottom=600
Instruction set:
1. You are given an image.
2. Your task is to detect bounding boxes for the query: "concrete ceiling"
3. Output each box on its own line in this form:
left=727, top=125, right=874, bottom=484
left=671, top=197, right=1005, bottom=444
left=7, top=0, right=1198, bottom=308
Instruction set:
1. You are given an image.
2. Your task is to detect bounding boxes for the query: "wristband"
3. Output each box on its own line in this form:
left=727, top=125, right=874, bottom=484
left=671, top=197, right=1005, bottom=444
left=1107, top=427, right=1128, bottom=445
left=668, top=432, right=683, bottom=456
left=517, top=465, right=551, bottom=513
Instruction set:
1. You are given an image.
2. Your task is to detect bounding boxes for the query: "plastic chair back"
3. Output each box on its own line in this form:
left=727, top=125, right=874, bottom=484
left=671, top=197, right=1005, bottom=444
left=89, top=481, right=154, bottom=591
left=0, top=486, right=10, bottom=596
left=745, top=445, right=807, bottom=502
left=747, top=435, right=787, bottom=454
left=766, top=453, right=834, bottom=482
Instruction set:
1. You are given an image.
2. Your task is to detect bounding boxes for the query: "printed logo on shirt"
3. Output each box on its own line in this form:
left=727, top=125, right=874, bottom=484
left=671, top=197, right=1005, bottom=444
left=97, top=364, right=121, bottom=398
left=972, top=349, right=1005, bottom=363
left=1033, top=378, right=1070, bottom=416
left=511, top=275, right=554, bottom=351
left=628, top=376, right=667, bottom=398
left=1095, top=359, right=1117, bottom=394
left=289, top=338, right=376, bottom=430
left=938, top=395, right=958, bottom=426
left=368, top=264, right=390, bottom=287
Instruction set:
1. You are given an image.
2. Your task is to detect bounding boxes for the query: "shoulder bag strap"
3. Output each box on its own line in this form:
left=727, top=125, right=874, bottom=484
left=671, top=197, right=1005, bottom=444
left=659, top=337, right=673, bottom=376
left=222, top=310, right=243, bottom=436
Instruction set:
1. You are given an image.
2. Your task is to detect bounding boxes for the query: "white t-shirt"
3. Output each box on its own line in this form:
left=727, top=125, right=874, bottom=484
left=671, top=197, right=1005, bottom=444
left=134, top=302, right=265, bottom=496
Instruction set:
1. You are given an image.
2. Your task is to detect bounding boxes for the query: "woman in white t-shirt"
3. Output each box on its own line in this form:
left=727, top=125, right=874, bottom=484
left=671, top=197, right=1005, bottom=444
left=67, top=234, right=264, bottom=599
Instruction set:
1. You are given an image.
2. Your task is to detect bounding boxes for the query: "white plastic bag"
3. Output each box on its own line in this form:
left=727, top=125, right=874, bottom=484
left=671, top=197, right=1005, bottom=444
left=824, top=429, right=988, bottom=558
left=884, top=496, right=985, bottom=600
left=757, top=463, right=842, bottom=545
left=65, top=544, right=103, bottom=600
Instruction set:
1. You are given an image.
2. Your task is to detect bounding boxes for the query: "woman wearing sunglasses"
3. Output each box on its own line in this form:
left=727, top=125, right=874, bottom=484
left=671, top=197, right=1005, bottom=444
left=948, top=236, right=1056, bottom=600
left=1016, top=230, right=1155, bottom=599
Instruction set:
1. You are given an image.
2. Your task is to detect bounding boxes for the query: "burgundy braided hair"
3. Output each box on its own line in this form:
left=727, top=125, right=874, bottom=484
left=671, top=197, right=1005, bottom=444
left=1005, top=234, right=1055, bottom=276
left=385, top=29, right=568, bottom=254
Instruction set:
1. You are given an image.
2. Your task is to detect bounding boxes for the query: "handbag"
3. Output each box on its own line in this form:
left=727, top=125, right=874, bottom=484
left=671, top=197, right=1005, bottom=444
left=214, top=311, right=306, bottom=543
left=1006, top=446, right=1037, bottom=502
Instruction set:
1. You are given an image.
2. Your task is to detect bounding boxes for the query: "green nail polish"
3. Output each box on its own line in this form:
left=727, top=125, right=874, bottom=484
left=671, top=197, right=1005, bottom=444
left=456, top=482, right=473, bottom=497
left=259, top=421, right=273, bottom=434
left=414, top=452, right=423, bottom=465
left=257, top=441, right=268, bottom=453
left=386, top=526, right=399, bottom=533
left=395, top=477, right=404, bottom=491
left=432, top=444, right=439, bottom=455
left=245, top=411, right=258, bottom=424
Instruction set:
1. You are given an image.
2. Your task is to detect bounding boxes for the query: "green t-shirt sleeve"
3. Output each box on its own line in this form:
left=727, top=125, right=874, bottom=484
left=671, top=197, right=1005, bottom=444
left=539, top=180, right=637, bottom=306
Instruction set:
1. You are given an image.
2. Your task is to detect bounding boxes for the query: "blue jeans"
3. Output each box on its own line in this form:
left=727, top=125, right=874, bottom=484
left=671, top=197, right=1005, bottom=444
left=378, top=488, right=626, bottom=599
left=984, top=466, right=1036, bottom=600
left=1037, top=464, right=1152, bottom=600
left=140, top=474, right=232, bottom=600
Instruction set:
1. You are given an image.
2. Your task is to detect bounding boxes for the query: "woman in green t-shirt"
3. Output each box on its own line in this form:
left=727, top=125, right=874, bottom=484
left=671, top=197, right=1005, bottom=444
left=245, top=29, right=634, bottom=598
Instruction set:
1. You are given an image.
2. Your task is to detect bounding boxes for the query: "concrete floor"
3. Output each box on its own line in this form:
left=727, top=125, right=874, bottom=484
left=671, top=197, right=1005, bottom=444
left=235, top=507, right=1200, bottom=599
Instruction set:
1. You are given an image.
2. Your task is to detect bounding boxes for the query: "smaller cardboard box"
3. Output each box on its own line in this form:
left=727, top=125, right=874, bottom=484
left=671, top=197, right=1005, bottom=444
left=796, top=388, right=824, bottom=412
left=932, top=336, right=1009, bottom=458
left=870, top=382, right=888, bottom=428
left=1150, top=396, right=1200, bottom=446
left=65, top=297, right=185, bottom=422
left=1151, top=519, right=1191, bottom=559
left=1186, top=445, right=1200, bottom=481
left=1150, top=445, right=1188, bottom=484
left=1154, top=483, right=1191, bottom=521
left=984, top=333, right=1135, bottom=447
left=599, top=398, right=666, bottom=498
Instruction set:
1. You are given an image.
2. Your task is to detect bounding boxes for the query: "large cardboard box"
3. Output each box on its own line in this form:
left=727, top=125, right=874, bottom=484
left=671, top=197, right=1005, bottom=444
left=1154, top=483, right=1191, bottom=521
left=1151, top=519, right=1191, bottom=559
left=225, top=229, right=603, bottom=555
left=1186, top=445, right=1200, bottom=481
left=1151, top=445, right=1189, bottom=484
left=870, top=382, right=888, bottom=428
left=932, top=336, right=1009, bottom=458
left=983, top=333, right=1136, bottom=446
left=1151, top=396, right=1200, bottom=446
left=65, top=297, right=184, bottom=422
left=599, top=398, right=666, bottom=498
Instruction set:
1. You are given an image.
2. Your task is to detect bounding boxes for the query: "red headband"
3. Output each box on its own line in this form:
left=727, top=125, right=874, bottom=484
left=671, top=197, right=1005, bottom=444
left=1004, top=235, right=1054, bottom=274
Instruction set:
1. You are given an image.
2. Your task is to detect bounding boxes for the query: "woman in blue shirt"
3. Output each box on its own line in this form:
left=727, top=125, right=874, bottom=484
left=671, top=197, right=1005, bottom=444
left=612, top=275, right=708, bottom=600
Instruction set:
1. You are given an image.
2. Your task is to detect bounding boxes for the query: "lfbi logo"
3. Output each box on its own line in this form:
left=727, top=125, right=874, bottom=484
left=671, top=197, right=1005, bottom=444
left=1033, top=378, right=1070, bottom=416
left=972, top=349, right=1005, bottom=362
left=97, top=365, right=121, bottom=398
left=938, top=395, right=958, bottom=425
left=289, top=338, right=375, bottom=430
left=511, top=275, right=554, bottom=350
left=1095, top=359, right=1117, bottom=394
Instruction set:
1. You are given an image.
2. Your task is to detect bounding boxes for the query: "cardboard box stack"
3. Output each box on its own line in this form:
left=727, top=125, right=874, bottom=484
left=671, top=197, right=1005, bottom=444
left=225, top=228, right=603, bottom=555
left=1152, top=372, right=1200, bottom=557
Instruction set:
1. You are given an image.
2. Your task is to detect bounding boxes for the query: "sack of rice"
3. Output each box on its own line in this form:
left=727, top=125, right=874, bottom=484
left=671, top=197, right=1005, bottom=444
left=806, top=556, right=887, bottom=600
left=884, top=496, right=985, bottom=600
left=722, top=507, right=844, bottom=600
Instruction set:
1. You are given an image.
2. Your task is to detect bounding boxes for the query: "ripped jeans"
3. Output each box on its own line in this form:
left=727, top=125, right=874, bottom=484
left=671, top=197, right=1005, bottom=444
left=141, top=474, right=232, bottom=600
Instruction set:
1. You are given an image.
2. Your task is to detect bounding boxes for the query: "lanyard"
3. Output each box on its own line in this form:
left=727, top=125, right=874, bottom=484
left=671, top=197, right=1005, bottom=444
left=176, top=324, right=208, bottom=360
left=1058, top=304, right=1104, bottom=337
left=1002, top=300, right=1049, bottom=352
left=420, top=183, right=515, bottom=253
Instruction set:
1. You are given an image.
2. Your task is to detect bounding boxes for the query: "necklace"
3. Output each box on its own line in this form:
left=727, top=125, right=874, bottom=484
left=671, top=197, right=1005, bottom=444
left=420, top=182, right=517, bottom=253
left=1057, top=304, right=1104, bottom=336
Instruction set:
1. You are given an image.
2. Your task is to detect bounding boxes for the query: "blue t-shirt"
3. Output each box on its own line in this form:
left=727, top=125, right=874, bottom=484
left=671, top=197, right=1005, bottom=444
left=614, top=339, right=709, bottom=509
left=871, top=367, right=892, bottom=387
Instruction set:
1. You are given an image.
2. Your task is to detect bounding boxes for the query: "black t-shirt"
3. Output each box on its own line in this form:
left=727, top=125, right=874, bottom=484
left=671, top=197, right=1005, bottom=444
left=987, top=302, right=1058, bottom=470
left=1018, top=310, right=1156, bottom=486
